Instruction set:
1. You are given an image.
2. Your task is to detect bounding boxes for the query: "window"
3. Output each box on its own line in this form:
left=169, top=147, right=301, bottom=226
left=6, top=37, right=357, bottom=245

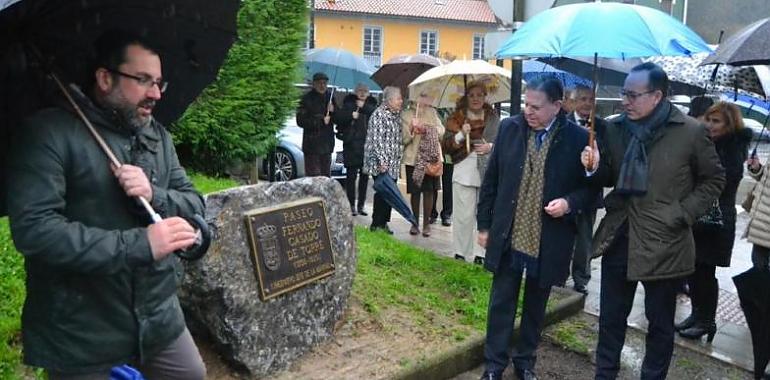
left=363, top=26, right=382, bottom=67
left=472, top=34, right=485, bottom=59
left=420, top=30, right=438, bottom=56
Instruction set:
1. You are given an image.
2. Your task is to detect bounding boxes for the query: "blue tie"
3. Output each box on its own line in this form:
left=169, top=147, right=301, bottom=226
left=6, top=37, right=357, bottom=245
left=535, top=129, right=547, bottom=151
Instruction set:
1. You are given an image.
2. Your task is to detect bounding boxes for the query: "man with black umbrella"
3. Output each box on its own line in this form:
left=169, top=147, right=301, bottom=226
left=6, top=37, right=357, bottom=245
left=7, top=31, right=206, bottom=379
left=297, top=72, right=338, bottom=177
left=582, top=62, right=724, bottom=380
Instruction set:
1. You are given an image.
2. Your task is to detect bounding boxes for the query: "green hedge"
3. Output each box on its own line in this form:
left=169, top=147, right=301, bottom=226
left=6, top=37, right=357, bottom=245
left=172, top=0, right=308, bottom=175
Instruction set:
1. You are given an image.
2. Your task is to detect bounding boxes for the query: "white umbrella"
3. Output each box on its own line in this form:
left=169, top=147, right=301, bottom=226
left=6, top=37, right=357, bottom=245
left=407, top=59, right=511, bottom=109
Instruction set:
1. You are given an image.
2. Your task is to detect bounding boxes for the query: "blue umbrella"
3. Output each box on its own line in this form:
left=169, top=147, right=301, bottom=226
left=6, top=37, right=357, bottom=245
left=496, top=2, right=711, bottom=59
left=496, top=2, right=711, bottom=151
left=522, top=60, right=592, bottom=89
left=372, top=173, right=418, bottom=226
left=303, top=47, right=381, bottom=91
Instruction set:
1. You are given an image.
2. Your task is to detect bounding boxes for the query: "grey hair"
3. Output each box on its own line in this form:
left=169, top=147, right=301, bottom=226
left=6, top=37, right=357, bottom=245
left=383, top=86, right=401, bottom=102
left=355, top=83, right=369, bottom=92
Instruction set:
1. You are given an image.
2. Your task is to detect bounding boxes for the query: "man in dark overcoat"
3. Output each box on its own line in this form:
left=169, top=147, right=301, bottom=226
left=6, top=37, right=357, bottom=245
left=296, top=72, right=338, bottom=177
left=477, top=77, right=592, bottom=380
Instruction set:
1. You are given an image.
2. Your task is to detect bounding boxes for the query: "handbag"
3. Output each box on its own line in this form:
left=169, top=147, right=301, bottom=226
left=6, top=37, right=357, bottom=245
left=425, top=160, right=443, bottom=177
left=696, top=200, right=724, bottom=228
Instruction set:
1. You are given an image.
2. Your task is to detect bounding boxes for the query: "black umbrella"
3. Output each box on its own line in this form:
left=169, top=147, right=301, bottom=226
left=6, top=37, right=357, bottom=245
left=0, top=0, right=239, bottom=259
left=733, top=266, right=770, bottom=378
left=372, top=173, right=418, bottom=227
left=702, top=17, right=770, bottom=66
left=371, top=54, right=447, bottom=96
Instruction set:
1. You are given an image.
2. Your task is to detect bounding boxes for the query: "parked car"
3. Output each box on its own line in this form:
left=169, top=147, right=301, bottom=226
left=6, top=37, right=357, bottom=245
left=257, top=116, right=346, bottom=182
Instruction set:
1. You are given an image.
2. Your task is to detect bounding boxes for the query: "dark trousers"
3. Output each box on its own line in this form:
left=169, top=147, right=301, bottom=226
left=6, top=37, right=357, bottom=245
left=752, top=244, right=770, bottom=269
left=595, top=230, right=680, bottom=380
left=431, top=162, right=453, bottom=220
left=304, top=153, right=331, bottom=177
left=688, top=263, right=718, bottom=321
left=572, top=209, right=596, bottom=287
left=371, top=190, right=392, bottom=228
left=484, top=250, right=552, bottom=373
left=345, top=166, right=368, bottom=210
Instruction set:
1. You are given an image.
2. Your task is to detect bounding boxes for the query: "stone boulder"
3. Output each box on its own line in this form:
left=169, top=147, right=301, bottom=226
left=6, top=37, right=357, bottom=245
left=179, top=177, right=356, bottom=377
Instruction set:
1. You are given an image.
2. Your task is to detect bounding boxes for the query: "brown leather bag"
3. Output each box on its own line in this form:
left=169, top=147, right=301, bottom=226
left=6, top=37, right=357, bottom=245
left=426, top=160, right=443, bottom=177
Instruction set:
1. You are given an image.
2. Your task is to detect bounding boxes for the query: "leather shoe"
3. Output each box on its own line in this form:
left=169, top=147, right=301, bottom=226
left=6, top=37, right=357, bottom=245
left=474, top=256, right=485, bottom=265
left=351, top=210, right=358, bottom=216
left=573, top=284, right=588, bottom=295
left=409, top=225, right=420, bottom=235
left=441, top=218, right=452, bottom=226
left=370, top=225, right=394, bottom=235
left=479, top=371, right=502, bottom=380
left=428, top=216, right=437, bottom=224
left=515, top=368, right=538, bottom=380
left=454, top=254, right=466, bottom=262
left=357, top=209, right=368, bottom=216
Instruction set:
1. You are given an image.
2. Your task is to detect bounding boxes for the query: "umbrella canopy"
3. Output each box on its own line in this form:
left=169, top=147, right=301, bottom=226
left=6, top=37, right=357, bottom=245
left=372, top=173, right=417, bottom=226
left=408, top=59, right=511, bottom=109
left=371, top=54, right=446, bottom=95
left=496, top=2, right=711, bottom=59
left=720, top=91, right=770, bottom=122
left=0, top=0, right=239, bottom=126
left=522, top=60, right=592, bottom=89
left=646, top=53, right=770, bottom=98
left=303, top=47, right=380, bottom=91
left=702, top=17, right=770, bottom=66
left=733, top=267, right=770, bottom=377
left=541, top=56, right=641, bottom=87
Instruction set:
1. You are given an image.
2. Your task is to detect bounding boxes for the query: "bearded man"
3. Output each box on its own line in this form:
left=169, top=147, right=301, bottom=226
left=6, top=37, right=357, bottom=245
left=6, top=30, right=207, bottom=379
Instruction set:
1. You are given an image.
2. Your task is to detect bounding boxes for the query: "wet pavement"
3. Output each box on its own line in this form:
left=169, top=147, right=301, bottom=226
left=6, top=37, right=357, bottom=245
left=349, top=157, right=763, bottom=375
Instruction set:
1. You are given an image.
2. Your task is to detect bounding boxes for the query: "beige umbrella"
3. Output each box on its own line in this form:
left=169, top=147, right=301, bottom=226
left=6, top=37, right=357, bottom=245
left=407, top=59, right=512, bottom=109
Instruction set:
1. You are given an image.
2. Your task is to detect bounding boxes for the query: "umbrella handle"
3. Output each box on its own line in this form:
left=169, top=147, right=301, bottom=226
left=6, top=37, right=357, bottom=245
left=50, top=74, right=209, bottom=261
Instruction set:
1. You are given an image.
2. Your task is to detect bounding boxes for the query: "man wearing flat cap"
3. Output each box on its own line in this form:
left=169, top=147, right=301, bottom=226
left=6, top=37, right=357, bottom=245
left=296, top=72, right=338, bottom=177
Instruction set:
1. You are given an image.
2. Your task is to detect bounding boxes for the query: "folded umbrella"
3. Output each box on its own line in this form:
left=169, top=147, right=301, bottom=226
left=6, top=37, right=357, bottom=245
left=372, top=173, right=417, bottom=226
left=733, top=267, right=770, bottom=378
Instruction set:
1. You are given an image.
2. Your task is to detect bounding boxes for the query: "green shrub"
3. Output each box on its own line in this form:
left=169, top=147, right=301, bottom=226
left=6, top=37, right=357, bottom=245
left=173, top=0, right=308, bottom=175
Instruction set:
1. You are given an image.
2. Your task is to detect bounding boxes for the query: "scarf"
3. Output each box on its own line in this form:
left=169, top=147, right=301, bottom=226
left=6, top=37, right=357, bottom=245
left=412, top=125, right=441, bottom=187
left=616, top=100, right=672, bottom=195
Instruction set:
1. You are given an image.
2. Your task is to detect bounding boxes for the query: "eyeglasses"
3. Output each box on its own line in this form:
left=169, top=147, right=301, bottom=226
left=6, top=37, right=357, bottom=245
left=619, top=89, right=656, bottom=102
left=109, top=69, right=168, bottom=93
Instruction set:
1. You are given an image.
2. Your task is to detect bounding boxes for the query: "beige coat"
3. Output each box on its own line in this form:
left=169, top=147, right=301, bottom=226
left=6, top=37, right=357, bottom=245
left=401, top=105, right=445, bottom=166
left=746, top=164, right=770, bottom=248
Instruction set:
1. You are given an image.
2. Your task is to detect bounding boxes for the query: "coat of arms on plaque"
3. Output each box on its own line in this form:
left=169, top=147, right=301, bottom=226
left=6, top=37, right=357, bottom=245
left=256, top=223, right=281, bottom=271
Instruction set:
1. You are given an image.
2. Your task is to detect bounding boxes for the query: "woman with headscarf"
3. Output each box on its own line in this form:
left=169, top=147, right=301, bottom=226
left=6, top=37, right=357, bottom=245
left=442, top=81, right=500, bottom=264
left=401, top=94, right=445, bottom=237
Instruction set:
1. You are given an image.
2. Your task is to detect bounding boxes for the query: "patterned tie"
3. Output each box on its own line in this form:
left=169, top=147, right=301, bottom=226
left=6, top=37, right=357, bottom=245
left=535, top=129, right=548, bottom=151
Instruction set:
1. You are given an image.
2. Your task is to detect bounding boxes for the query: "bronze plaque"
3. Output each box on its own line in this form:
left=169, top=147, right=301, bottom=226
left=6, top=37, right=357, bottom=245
left=244, top=197, right=336, bottom=301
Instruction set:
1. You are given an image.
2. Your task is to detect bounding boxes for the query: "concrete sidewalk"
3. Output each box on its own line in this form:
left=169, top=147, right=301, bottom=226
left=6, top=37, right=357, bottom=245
left=350, top=176, right=757, bottom=374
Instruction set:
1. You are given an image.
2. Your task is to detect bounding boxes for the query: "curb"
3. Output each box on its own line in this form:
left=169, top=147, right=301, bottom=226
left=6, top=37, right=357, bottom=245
left=392, top=286, right=587, bottom=380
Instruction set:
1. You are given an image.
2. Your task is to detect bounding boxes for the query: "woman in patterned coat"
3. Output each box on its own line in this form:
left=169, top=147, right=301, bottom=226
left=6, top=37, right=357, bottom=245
left=363, top=86, right=404, bottom=233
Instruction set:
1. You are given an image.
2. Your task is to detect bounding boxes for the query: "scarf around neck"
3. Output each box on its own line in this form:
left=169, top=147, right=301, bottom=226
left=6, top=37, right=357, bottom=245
left=616, top=99, right=672, bottom=195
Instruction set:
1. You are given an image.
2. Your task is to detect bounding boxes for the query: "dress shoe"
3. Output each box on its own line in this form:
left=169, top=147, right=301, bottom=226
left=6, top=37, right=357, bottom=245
left=428, top=216, right=437, bottom=224
left=370, top=225, right=394, bottom=235
left=474, top=256, right=485, bottom=265
left=573, top=284, right=588, bottom=295
left=454, top=254, right=466, bottom=262
left=674, top=312, right=698, bottom=332
left=351, top=210, right=358, bottom=216
left=357, top=208, right=368, bottom=216
left=441, top=218, right=452, bottom=226
left=678, top=320, right=717, bottom=343
left=515, top=368, right=538, bottom=380
left=422, top=225, right=431, bottom=237
left=409, top=225, right=420, bottom=235
left=479, top=371, right=502, bottom=380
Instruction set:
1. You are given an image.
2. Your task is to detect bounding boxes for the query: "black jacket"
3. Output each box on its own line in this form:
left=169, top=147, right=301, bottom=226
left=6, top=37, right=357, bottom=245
left=334, top=94, right=377, bottom=167
left=296, top=89, right=338, bottom=155
left=477, top=114, right=592, bottom=287
left=694, top=127, right=752, bottom=267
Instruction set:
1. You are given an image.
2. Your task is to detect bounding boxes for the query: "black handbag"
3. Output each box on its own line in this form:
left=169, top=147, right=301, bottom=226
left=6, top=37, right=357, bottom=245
left=696, top=200, right=724, bottom=228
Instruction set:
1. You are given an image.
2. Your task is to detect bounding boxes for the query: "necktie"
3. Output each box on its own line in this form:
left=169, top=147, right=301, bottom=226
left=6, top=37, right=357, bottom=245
left=535, top=129, right=547, bottom=151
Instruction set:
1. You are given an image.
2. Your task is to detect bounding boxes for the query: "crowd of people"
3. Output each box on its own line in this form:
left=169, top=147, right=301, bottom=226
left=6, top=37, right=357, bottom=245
left=296, top=61, right=770, bottom=379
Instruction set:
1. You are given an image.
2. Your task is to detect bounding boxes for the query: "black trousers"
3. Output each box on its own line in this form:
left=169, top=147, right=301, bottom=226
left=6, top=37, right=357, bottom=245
left=431, top=162, right=453, bottom=220
left=484, top=250, right=551, bottom=373
left=572, top=209, right=596, bottom=288
left=595, top=229, right=680, bottom=380
left=304, top=153, right=331, bottom=177
left=371, top=189, right=392, bottom=228
left=752, top=244, right=770, bottom=269
left=687, top=263, right=718, bottom=320
left=345, top=166, right=368, bottom=210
